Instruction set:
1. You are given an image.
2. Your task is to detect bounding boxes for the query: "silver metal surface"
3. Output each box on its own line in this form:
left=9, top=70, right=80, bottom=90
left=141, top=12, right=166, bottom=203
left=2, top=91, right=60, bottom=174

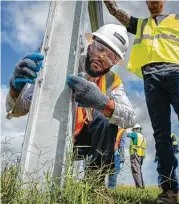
left=21, top=0, right=104, bottom=184
left=21, top=1, right=85, bottom=182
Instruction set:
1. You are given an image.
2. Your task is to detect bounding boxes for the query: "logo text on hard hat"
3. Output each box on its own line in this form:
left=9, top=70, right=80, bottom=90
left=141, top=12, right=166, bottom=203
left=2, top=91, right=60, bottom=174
left=114, top=32, right=126, bottom=45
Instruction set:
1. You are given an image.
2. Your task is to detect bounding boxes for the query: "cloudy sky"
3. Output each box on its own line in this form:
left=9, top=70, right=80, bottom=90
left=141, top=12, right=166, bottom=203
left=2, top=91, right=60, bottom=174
left=1, top=1, right=179, bottom=185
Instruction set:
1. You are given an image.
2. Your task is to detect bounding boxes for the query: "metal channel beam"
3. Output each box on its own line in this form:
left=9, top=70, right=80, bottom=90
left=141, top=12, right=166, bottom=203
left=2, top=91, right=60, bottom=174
left=21, top=1, right=89, bottom=183
left=88, top=1, right=104, bottom=32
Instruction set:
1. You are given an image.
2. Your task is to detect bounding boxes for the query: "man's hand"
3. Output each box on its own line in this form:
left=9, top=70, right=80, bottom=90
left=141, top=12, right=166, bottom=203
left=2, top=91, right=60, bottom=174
left=67, top=74, right=110, bottom=111
left=10, top=52, right=44, bottom=92
left=104, top=0, right=130, bottom=27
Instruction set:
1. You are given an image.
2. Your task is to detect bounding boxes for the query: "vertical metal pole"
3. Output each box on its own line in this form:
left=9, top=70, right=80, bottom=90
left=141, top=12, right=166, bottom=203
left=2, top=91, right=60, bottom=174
left=21, top=1, right=87, bottom=182
left=21, top=0, right=104, bottom=184
left=88, top=1, right=104, bottom=32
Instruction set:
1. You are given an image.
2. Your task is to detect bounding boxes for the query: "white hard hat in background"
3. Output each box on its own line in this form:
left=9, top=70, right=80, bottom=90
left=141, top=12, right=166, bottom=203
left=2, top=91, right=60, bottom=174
left=132, top=124, right=142, bottom=130
left=85, top=24, right=129, bottom=60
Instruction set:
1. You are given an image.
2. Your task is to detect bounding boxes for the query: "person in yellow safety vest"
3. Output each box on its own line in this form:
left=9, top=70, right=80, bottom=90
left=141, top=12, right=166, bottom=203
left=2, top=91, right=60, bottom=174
left=171, top=133, right=179, bottom=155
left=104, top=1, right=179, bottom=203
left=127, top=124, right=146, bottom=189
left=155, top=133, right=179, bottom=162
left=6, top=24, right=135, bottom=186
left=155, top=133, right=179, bottom=190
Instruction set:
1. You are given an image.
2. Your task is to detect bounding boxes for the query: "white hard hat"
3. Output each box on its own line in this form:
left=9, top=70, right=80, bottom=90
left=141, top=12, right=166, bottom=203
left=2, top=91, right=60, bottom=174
left=85, top=24, right=129, bottom=60
left=132, top=124, right=142, bottom=130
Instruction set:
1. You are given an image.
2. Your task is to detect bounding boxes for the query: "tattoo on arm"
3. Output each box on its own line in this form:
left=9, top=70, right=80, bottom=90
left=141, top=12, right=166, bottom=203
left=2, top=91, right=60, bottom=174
left=104, top=0, right=131, bottom=27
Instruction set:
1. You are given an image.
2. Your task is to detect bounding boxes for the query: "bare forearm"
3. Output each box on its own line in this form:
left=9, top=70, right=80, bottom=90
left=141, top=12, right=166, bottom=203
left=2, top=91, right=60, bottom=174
left=9, top=88, right=21, bottom=98
left=103, top=100, right=115, bottom=117
left=104, top=0, right=131, bottom=27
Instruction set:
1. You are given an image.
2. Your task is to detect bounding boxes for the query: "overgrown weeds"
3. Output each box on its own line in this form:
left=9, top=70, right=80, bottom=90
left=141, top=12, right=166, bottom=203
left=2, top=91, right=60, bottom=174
left=1, top=161, right=161, bottom=204
left=1, top=138, right=161, bottom=204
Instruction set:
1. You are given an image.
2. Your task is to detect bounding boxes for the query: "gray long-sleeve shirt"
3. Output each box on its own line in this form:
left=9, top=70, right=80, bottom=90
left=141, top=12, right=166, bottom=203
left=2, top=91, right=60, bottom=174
left=6, top=80, right=135, bottom=128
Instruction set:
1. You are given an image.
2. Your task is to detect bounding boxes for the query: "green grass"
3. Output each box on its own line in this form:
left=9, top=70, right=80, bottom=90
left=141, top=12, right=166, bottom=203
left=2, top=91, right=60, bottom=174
left=0, top=139, right=163, bottom=204
left=1, top=162, right=162, bottom=204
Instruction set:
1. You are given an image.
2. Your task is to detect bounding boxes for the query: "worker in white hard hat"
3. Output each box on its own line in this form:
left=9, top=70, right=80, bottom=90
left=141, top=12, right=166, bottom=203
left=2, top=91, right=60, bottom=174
left=6, top=24, right=135, bottom=187
left=104, top=1, right=179, bottom=203
left=127, top=124, right=146, bottom=189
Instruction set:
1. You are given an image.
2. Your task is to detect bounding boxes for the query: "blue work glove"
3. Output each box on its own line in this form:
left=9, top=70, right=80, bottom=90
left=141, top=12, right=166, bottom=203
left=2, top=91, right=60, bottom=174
left=67, top=74, right=110, bottom=111
left=10, top=52, right=44, bottom=91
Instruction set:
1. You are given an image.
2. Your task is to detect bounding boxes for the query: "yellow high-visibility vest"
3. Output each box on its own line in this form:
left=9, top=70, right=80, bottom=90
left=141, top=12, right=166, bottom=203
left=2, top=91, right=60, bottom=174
left=129, top=133, right=146, bottom=157
left=127, top=14, right=179, bottom=78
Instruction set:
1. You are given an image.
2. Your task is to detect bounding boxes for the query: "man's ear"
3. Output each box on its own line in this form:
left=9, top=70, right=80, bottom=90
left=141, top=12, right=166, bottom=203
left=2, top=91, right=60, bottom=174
left=117, top=59, right=125, bottom=66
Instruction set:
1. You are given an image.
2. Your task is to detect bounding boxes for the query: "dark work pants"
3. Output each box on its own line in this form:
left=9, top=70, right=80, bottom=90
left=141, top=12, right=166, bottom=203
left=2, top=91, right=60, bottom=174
left=130, top=153, right=144, bottom=188
left=144, top=70, right=179, bottom=193
left=74, top=110, right=118, bottom=170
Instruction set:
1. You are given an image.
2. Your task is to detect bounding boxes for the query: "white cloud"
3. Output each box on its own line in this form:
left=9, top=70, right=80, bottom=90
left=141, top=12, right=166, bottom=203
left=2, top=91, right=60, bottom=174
left=1, top=1, right=49, bottom=53
left=1, top=86, right=28, bottom=165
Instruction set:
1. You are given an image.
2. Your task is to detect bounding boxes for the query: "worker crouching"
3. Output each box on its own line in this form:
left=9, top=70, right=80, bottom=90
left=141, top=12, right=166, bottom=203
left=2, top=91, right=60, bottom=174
left=6, top=24, right=135, bottom=188
left=67, top=24, right=135, bottom=186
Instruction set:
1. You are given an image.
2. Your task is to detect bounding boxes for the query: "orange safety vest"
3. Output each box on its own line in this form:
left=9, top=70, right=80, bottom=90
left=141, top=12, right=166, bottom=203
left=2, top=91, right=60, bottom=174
left=114, top=128, right=126, bottom=151
left=74, top=71, right=122, bottom=140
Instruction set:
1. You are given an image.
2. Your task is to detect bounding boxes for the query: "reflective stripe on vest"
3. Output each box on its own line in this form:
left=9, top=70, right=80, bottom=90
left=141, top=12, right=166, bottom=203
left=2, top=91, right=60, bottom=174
left=129, top=133, right=146, bottom=157
left=74, top=71, right=122, bottom=137
left=127, top=14, right=179, bottom=78
left=134, top=34, right=179, bottom=44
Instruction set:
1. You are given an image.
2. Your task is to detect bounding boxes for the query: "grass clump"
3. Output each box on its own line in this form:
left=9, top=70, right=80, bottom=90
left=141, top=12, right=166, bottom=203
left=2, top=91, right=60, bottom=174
left=1, top=161, right=162, bottom=204
left=1, top=138, right=162, bottom=204
left=112, top=185, right=160, bottom=204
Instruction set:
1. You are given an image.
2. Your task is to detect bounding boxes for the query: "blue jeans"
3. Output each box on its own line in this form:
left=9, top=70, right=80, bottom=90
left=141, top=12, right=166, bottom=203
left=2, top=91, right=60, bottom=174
left=108, top=152, right=121, bottom=188
left=144, top=70, right=179, bottom=193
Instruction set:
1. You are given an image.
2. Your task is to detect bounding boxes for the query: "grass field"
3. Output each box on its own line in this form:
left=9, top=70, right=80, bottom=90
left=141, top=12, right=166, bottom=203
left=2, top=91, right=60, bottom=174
left=1, top=162, right=162, bottom=204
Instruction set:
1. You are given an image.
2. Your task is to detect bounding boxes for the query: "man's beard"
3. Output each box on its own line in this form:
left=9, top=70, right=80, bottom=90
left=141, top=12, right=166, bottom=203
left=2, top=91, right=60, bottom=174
left=85, top=53, right=110, bottom=78
left=148, top=3, right=161, bottom=14
left=149, top=7, right=160, bottom=13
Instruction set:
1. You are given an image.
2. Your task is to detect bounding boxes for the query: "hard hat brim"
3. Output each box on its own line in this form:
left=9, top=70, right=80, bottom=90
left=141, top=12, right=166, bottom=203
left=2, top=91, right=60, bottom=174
left=85, top=32, right=124, bottom=60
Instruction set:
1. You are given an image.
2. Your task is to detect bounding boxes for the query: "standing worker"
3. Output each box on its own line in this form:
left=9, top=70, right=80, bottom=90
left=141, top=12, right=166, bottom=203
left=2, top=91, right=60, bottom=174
left=108, top=128, right=127, bottom=188
left=171, top=133, right=179, bottom=155
left=155, top=133, right=179, bottom=162
left=128, top=124, right=146, bottom=189
left=6, top=24, right=135, bottom=185
left=155, top=133, right=179, bottom=189
left=104, top=0, right=179, bottom=203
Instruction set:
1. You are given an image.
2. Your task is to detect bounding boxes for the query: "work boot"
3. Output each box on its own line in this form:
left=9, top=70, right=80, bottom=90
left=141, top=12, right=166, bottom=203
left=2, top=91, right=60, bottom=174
left=156, top=191, right=179, bottom=204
